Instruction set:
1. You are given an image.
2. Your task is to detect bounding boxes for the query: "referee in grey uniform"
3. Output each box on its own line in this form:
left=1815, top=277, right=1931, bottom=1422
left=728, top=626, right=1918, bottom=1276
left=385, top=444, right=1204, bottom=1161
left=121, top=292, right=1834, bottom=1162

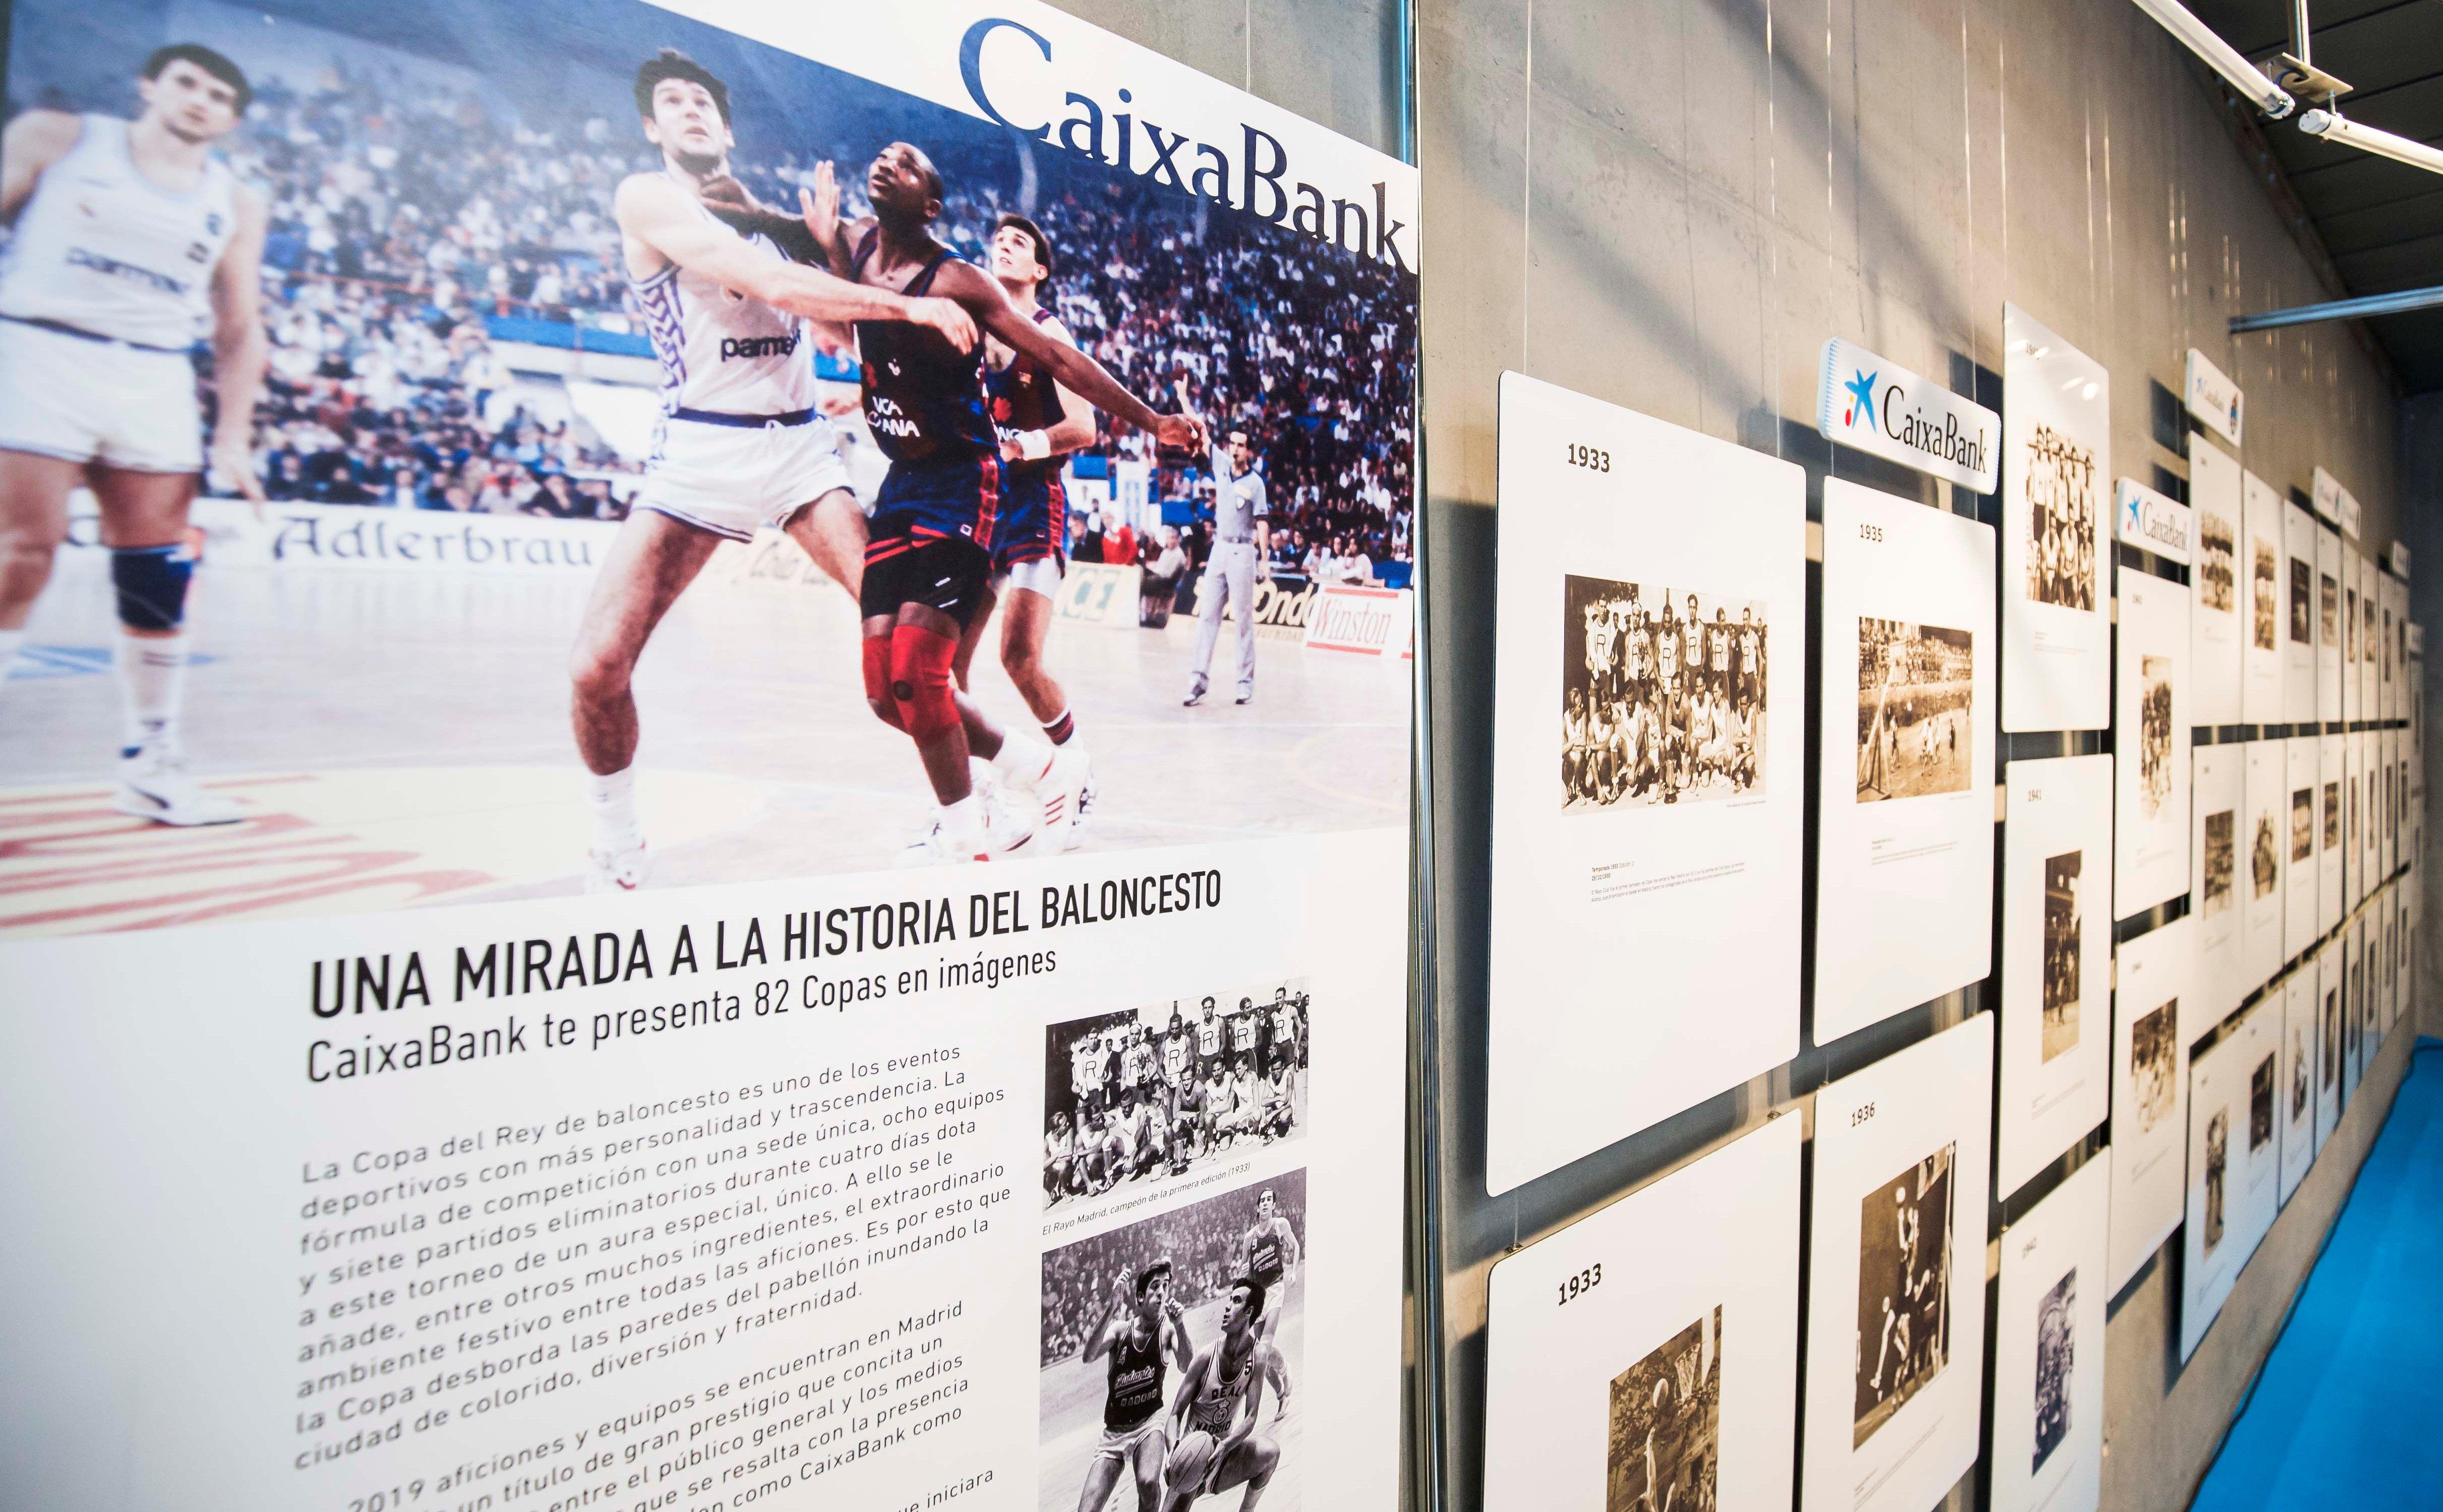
left=1185, top=430, right=1268, bottom=706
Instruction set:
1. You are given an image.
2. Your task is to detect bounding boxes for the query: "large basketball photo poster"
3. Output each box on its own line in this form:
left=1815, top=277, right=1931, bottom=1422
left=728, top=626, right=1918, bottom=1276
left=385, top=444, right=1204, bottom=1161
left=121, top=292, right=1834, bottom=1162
left=0, top=4, right=1419, bottom=1509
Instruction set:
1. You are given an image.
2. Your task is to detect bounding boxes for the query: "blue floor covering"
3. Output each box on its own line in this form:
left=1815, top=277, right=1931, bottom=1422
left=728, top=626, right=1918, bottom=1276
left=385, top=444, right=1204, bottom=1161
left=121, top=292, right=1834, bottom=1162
left=2190, top=1038, right=2443, bottom=1511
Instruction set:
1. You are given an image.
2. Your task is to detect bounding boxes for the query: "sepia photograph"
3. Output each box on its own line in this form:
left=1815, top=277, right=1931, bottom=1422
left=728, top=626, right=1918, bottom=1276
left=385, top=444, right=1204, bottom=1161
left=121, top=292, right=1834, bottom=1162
left=2291, top=1025, right=2311, bottom=1124
left=2252, top=811, right=2280, bottom=899
left=1039, top=1171, right=1306, bottom=1512
left=1853, top=1145, right=1956, bottom=1449
left=2323, top=987, right=2341, bottom=1092
left=2250, top=1054, right=2277, bottom=1154
left=2042, top=852, right=2083, bottom=1062
left=2138, top=657, right=2175, bottom=820
left=2031, top=1268, right=2075, bottom=1475
left=2292, top=789, right=2315, bottom=867
left=2203, top=811, right=2237, bottom=917
left=2023, top=424, right=2097, bottom=610
left=1857, top=620, right=1975, bottom=802
left=2322, top=571, right=2340, bottom=648
left=2132, top=1001, right=2180, bottom=1134
left=2198, top=512, right=2236, bottom=613
left=2203, top=1110, right=2229, bottom=1255
left=1606, top=1307, right=1723, bottom=1512
left=1043, top=983, right=1310, bottom=1215
left=2253, top=539, right=2281, bottom=652
left=2325, top=782, right=2342, bottom=852
left=2289, top=555, right=2313, bottom=646
left=1561, top=576, right=1768, bottom=812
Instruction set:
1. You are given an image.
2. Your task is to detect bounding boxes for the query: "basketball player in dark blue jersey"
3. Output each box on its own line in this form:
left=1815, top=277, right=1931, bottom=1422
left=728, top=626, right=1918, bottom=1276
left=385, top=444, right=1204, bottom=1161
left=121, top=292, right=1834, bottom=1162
left=1078, top=1260, right=1193, bottom=1512
left=761, top=144, right=1202, bottom=863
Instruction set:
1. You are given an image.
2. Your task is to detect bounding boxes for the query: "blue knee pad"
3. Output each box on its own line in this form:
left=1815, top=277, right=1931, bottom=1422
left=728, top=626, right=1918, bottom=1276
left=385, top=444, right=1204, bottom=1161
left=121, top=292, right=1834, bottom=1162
left=110, top=545, right=195, bottom=632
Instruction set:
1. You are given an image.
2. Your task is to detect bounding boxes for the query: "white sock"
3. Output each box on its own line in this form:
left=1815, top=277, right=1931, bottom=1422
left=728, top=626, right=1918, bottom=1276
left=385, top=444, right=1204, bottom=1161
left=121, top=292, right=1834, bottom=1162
left=941, top=794, right=984, bottom=855
left=116, top=630, right=188, bottom=756
left=990, top=732, right=1055, bottom=787
left=0, top=629, right=23, bottom=709
left=587, top=766, right=643, bottom=854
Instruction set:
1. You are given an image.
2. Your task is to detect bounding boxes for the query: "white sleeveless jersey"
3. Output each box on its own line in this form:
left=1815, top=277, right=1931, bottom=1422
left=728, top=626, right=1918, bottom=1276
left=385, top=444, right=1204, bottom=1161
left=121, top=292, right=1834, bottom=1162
left=627, top=198, right=815, bottom=419
left=0, top=115, right=237, bottom=349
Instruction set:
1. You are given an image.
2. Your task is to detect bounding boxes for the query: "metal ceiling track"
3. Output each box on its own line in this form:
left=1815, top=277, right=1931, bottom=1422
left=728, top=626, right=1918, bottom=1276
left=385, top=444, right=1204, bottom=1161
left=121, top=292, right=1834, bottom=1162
left=2231, top=286, right=2443, bottom=334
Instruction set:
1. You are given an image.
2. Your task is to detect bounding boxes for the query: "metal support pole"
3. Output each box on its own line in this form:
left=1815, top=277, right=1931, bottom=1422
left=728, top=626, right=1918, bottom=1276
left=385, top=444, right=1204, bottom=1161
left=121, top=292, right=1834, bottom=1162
left=2231, top=285, right=2443, bottom=332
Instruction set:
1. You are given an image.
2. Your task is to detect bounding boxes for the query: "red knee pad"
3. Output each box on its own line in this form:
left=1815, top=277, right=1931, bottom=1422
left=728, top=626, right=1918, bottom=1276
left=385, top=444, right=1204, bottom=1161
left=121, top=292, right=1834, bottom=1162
left=861, top=636, right=904, bottom=730
left=889, top=624, right=961, bottom=743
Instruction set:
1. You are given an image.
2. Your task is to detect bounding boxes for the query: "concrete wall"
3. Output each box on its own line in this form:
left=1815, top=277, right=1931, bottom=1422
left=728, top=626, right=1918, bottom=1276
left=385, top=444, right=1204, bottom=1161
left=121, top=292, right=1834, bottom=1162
left=1055, top=4, right=2419, bottom=1510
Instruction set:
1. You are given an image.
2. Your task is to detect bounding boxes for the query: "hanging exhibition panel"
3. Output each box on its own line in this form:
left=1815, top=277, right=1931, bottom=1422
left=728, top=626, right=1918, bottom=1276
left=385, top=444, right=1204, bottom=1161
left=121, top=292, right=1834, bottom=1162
left=2315, top=945, right=2343, bottom=1156
left=2000, top=307, right=2110, bottom=733
left=2284, top=738, right=2319, bottom=963
left=1814, top=480, right=1997, bottom=1041
left=2191, top=745, right=2247, bottom=1024
left=1801, top=1014, right=1993, bottom=1512
left=2320, top=734, right=2346, bottom=938
left=2278, top=967, right=2316, bottom=1206
left=2240, top=472, right=2286, bottom=726
left=1997, top=756, right=2114, bottom=1197
left=2179, top=1001, right=2282, bottom=1363
left=0, top=4, right=1420, bottom=1508
left=1485, top=374, right=1805, bottom=1194
left=2187, top=439, right=2244, bottom=728
left=2106, top=916, right=2193, bottom=1293
left=2242, top=741, right=2288, bottom=989
left=2113, top=570, right=2190, bottom=919
left=2282, top=500, right=2317, bottom=727
left=2316, top=523, right=2344, bottom=725
left=1481, top=1117, right=1803, bottom=1512
left=1988, top=1153, right=2110, bottom=1512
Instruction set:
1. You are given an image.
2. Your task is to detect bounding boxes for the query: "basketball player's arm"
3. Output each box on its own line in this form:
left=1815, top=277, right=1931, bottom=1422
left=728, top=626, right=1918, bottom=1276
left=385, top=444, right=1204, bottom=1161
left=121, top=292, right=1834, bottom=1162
left=207, top=186, right=270, bottom=505
left=1001, top=319, right=1099, bottom=463
left=1079, top=1281, right=1122, bottom=1364
left=942, top=261, right=1204, bottom=452
left=1277, top=1221, right=1302, bottom=1280
left=616, top=175, right=976, bottom=347
left=0, top=109, right=80, bottom=223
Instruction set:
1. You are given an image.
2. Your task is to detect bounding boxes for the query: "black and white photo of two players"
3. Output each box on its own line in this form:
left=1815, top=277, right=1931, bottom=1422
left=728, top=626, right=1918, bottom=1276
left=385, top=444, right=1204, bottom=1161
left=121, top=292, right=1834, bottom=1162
left=1040, top=1172, right=1306, bottom=1512
left=1558, top=575, right=1768, bottom=811
left=1044, top=984, right=1310, bottom=1215
left=2042, top=852, right=2082, bottom=1062
left=0, top=0, right=1417, bottom=936
left=2022, top=423, right=2096, bottom=611
left=1856, top=619, right=1974, bottom=803
left=1606, top=1307, right=1723, bottom=1512
left=1854, top=1144, right=1956, bottom=1450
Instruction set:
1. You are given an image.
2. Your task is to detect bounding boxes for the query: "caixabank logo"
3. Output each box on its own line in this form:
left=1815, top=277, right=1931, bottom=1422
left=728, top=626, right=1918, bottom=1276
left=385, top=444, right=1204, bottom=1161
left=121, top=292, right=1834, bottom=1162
left=1816, top=338, right=2000, bottom=494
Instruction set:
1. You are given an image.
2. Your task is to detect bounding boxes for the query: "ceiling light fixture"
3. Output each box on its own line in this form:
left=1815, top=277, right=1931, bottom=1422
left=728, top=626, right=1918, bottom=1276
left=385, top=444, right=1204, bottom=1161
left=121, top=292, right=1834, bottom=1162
left=2296, top=109, right=2443, bottom=177
left=2129, top=0, right=2295, bottom=118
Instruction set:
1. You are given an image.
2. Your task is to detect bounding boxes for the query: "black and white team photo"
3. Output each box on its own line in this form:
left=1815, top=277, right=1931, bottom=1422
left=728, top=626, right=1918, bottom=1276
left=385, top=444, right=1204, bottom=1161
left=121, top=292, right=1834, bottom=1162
left=2289, top=553, right=2313, bottom=648
left=1044, top=986, right=1311, bottom=1214
left=1559, top=576, right=1768, bottom=811
left=2250, top=1054, right=2277, bottom=1154
left=2042, top=851, right=2082, bottom=1062
left=1605, top=1307, right=1722, bottom=1512
left=2203, top=809, right=2237, bottom=917
left=1039, top=1173, right=1306, bottom=1512
left=2031, top=1269, right=2075, bottom=1474
left=2253, top=540, right=2281, bottom=651
left=2293, top=787, right=2316, bottom=870
left=1853, top=1144, right=1956, bottom=1448
left=2022, top=423, right=2096, bottom=611
left=2197, top=511, right=2236, bottom=614
left=2132, top=1000, right=2179, bottom=1132
left=1856, top=619, right=1974, bottom=803
left=2138, top=656, right=2174, bottom=819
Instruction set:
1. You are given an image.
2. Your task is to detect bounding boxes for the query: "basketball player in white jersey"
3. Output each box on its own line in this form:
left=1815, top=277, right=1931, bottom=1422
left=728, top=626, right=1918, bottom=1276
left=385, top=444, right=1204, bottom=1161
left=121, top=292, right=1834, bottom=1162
left=572, top=50, right=979, bottom=892
left=0, top=44, right=267, bottom=825
left=1160, top=1276, right=1286, bottom=1512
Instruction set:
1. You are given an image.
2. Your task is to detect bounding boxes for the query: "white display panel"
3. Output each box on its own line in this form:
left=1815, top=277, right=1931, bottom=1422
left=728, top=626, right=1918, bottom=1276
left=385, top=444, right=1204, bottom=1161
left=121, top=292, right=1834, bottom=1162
left=1998, top=757, right=2115, bottom=1196
left=2115, top=571, right=2192, bottom=918
left=2190, top=743, right=2247, bottom=1025
left=2240, top=473, right=2286, bottom=725
left=1482, top=1117, right=1802, bottom=1512
left=2107, top=918, right=2193, bottom=1293
left=1815, top=480, right=1998, bottom=1040
left=2316, top=523, right=2345, bottom=724
left=1990, top=1154, right=2110, bottom=1512
left=2315, top=945, right=2342, bottom=1156
left=1485, top=373, right=1804, bottom=1194
left=2278, top=968, right=2315, bottom=1206
left=2242, top=741, right=2288, bottom=986
left=1802, top=1014, right=1993, bottom=1512
left=2001, top=307, right=2110, bottom=732
left=2284, top=738, right=2319, bottom=963
left=2188, top=440, right=2245, bottom=728
left=2319, top=734, right=2346, bottom=938
left=2283, top=501, right=2318, bottom=725
left=2357, top=732, right=2379, bottom=908
left=2179, top=1001, right=2283, bottom=1361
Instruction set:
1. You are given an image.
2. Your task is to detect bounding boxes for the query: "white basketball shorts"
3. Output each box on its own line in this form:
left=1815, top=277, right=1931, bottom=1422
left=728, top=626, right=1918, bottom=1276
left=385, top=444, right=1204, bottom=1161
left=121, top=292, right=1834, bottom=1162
left=638, top=411, right=855, bottom=541
left=0, top=320, right=203, bottom=473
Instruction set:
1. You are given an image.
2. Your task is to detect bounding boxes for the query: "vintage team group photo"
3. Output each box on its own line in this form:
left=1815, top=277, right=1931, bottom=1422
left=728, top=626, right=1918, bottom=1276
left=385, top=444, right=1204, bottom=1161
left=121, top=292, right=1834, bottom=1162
left=0, top=0, right=1419, bottom=936
left=1559, top=575, right=1769, bottom=812
left=1044, top=981, right=1312, bottom=1216
left=2021, top=423, right=2095, bottom=612
left=1039, top=1171, right=1307, bottom=1512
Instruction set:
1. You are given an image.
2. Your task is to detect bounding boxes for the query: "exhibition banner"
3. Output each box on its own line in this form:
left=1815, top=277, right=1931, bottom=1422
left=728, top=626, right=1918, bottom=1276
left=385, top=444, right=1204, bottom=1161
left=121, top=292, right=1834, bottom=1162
left=2184, top=349, right=2244, bottom=447
left=0, top=2, right=1418, bottom=1509
left=1814, top=338, right=1999, bottom=493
